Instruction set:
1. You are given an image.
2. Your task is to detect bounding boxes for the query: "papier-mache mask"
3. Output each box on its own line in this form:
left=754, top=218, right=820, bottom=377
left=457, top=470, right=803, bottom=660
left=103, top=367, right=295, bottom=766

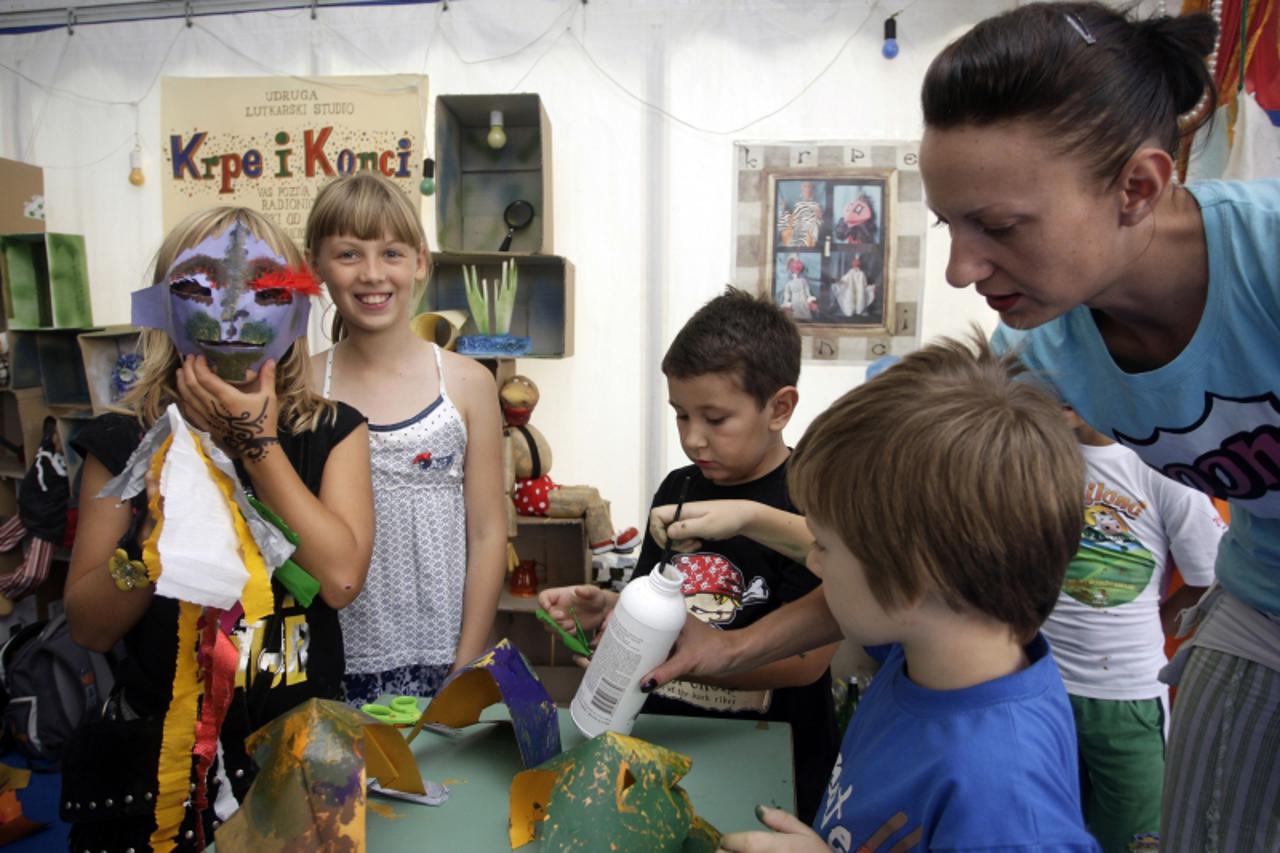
left=407, top=639, right=561, bottom=769
left=133, top=220, right=319, bottom=381
left=509, top=731, right=721, bottom=852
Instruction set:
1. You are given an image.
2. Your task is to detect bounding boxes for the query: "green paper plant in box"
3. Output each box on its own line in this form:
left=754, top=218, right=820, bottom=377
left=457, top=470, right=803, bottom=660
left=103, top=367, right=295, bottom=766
left=457, top=260, right=531, bottom=357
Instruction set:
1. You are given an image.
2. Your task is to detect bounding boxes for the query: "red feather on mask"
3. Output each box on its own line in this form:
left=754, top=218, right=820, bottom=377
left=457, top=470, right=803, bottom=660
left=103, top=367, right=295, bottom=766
left=251, top=267, right=322, bottom=297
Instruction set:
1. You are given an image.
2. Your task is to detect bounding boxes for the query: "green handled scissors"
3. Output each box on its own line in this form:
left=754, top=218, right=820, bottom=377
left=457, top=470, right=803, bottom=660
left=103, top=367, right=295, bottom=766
left=361, top=695, right=421, bottom=725
left=535, top=607, right=593, bottom=658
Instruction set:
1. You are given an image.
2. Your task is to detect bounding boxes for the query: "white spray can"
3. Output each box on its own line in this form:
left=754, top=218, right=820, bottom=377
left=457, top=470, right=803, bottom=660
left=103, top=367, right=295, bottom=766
left=570, top=563, right=687, bottom=737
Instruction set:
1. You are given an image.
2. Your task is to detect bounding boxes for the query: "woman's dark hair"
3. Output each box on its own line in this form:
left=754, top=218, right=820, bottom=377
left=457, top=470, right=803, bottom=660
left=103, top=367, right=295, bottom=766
left=922, top=2, right=1217, bottom=183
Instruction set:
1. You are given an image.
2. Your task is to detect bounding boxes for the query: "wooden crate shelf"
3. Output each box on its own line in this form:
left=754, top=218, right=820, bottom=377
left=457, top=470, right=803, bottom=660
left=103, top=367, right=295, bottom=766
left=495, top=515, right=593, bottom=670
left=422, top=253, right=574, bottom=359
left=0, top=232, right=93, bottom=329
left=435, top=94, right=553, bottom=255
left=78, top=325, right=141, bottom=414
left=0, top=386, right=51, bottom=474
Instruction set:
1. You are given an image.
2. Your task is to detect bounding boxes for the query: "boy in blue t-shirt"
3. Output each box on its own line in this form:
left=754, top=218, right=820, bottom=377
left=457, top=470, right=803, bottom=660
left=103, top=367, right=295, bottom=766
left=663, top=335, right=1099, bottom=852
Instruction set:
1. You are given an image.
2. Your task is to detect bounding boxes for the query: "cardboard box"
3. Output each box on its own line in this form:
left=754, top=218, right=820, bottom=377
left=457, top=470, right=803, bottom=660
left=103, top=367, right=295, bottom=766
left=6, top=332, right=41, bottom=388
left=0, top=233, right=93, bottom=329
left=494, top=516, right=593, bottom=668
left=435, top=94, right=553, bottom=254
left=0, top=390, right=25, bottom=478
left=0, top=158, right=45, bottom=235
left=78, top=325, right=141, bottom=414
left=422, top=253, right=574, bottom=358
left=36, top=331, right=90, bottom=407
left=3, top=386, right=51, bottom=475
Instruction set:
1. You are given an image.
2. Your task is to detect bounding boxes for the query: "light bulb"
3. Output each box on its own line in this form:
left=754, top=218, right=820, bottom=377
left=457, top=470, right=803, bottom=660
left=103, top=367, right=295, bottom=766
left=882, top=17, right=899, bottom=60
left=487, top=110, right=507, bottom=150
left=128, top=145, right=145, bottom=186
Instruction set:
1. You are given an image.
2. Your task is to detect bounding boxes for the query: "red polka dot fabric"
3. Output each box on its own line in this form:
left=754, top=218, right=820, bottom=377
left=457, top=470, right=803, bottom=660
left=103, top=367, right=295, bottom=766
left=673, top=553, right=743, bottom=599
left=514, top=475, right=560, bottom=517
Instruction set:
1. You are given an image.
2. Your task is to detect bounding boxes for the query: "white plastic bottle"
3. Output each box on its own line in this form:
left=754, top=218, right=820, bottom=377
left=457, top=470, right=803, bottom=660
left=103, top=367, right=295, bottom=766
left=570, top=563, right=686, bottom=737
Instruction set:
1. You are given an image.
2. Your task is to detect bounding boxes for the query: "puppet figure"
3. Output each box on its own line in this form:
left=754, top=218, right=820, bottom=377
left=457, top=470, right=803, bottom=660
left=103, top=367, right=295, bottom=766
left=779, top=255, right=817, bottom=321
left=501, top=376, right=638, bottom=554
left=777, top=181, right=824, bottom=248
left=833, top=192, right=877, bottom=245
left=831, top=255, right=875, bottom=318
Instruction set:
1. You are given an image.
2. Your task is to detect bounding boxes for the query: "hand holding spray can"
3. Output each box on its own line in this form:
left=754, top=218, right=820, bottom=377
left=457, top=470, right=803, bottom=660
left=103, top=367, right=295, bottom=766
left=570, top=476, right=691, bottom=737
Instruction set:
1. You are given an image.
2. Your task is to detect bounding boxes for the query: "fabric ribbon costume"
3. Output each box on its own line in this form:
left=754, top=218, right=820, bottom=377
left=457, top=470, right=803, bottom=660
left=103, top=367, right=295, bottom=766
left=97, top=222, right=320, bottom=851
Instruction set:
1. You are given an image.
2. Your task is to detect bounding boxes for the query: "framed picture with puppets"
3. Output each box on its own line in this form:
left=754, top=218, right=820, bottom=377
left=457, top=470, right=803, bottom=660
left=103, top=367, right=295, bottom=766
left=732, top=141, right=925, bottom=362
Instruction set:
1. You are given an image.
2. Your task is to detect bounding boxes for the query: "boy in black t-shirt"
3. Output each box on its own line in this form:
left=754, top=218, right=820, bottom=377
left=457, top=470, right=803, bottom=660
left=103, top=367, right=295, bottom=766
left=538, top=287, right=839, bottom=822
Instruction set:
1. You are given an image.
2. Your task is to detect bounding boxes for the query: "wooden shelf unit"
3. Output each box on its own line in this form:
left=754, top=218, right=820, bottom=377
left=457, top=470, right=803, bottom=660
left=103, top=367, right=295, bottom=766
left=495, top=515, right=593, bottom=676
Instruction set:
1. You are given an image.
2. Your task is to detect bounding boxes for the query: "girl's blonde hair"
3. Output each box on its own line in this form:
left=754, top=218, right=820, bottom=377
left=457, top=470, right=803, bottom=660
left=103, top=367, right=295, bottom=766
left=119, top=206, right=334, bottom=433
left=304, top=172, right=431, bottom=343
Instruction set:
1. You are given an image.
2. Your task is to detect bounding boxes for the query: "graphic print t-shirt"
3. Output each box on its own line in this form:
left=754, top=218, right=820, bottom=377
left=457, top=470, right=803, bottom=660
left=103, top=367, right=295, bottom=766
left=993, top=179, right=1280, bottom=618
left=814, top=638, right=1098, bottom=853
left=633, top=460, right=838, bottom=823
left=1042, top=442, right=1223, bottom=699
left=72, top=406, right=364, bottom=724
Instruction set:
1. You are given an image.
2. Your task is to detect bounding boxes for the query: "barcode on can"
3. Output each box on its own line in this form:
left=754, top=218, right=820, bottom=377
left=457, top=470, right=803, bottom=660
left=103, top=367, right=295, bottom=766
left=591, top=678, right=627, bottom=716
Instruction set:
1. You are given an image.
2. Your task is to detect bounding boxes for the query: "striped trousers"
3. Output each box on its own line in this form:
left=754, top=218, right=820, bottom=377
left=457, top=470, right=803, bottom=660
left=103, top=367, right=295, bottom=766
left=1162, top=646, right=1280, bottom=851
left=0, top=515, right=54, bottom=599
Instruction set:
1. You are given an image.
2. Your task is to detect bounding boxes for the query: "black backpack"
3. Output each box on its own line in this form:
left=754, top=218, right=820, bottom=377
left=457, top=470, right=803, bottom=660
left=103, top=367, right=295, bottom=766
left=0, top=615, right=118, bottom=768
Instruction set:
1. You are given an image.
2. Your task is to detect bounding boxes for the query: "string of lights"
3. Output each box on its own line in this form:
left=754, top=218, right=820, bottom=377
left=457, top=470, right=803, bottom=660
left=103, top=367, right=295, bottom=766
left=0, top=0, right=914, bottom=177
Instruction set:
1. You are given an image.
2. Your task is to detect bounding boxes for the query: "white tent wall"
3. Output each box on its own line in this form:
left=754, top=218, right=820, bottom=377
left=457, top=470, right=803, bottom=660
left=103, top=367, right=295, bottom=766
left=0, top=0, right=1164, bottom=532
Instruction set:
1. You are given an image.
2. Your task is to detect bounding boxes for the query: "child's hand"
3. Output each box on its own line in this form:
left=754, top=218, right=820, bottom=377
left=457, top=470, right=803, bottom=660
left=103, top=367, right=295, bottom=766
left=719, top=805, right=828, bottom=852
left=650, top=500, right=755, bottom=553
left=537, top=584, right=612, bottom=633
left=176, top=355, right=280, bottom=463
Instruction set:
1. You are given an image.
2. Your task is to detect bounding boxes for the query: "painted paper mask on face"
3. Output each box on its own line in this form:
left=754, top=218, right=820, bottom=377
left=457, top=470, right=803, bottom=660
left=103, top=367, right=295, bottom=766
left=133, top=220, right=319, bottom=381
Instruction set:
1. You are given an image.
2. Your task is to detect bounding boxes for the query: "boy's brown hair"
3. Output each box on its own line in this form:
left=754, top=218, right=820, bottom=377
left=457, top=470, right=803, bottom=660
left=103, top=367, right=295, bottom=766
left=662, top=287, right=801, bottom=407
left=788, top=333, right=1082, bottom=640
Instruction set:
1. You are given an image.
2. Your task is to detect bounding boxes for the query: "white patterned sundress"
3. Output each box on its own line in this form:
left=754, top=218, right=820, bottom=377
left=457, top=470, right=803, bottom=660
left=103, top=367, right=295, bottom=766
left=324, top=343, right=469, bottom=705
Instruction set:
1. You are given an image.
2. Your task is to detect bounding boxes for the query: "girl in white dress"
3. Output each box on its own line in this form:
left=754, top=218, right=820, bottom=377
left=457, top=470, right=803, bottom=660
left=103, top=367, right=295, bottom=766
left=307, top=172, right=507, bottom=704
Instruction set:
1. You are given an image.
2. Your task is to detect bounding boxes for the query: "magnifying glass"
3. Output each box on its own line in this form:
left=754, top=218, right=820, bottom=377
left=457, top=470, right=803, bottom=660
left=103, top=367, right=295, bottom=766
left=499, top=199, right=535, bottom=251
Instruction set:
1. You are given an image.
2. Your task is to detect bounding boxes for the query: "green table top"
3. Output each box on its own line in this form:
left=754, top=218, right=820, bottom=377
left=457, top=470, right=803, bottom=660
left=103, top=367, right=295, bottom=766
left=368, top=706, right=795, bottom=850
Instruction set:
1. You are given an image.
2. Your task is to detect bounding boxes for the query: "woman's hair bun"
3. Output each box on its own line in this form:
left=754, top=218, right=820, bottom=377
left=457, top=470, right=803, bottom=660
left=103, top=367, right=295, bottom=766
left=1136, top=12, right=1218, bottom=115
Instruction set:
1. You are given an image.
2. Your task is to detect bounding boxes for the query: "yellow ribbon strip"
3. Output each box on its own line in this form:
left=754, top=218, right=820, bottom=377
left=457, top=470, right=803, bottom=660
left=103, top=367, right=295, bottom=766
left=144, top=422, right=282, bottom=850
left=140, top=435, right=174, bottom=584
left=150, top=600, right=202, bottom=853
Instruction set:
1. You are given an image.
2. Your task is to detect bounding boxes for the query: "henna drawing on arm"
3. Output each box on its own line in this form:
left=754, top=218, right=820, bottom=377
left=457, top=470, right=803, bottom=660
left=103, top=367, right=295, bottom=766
left=239, top=436, right=280, bottom=462
left=211, top=399, right=279, bottom=462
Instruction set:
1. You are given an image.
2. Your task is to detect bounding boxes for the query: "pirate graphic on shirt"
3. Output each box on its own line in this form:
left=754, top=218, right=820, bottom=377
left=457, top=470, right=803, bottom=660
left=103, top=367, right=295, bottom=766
left=650, top=553, right=773, bottom=713
left=673, top=552, right=770, bottom=627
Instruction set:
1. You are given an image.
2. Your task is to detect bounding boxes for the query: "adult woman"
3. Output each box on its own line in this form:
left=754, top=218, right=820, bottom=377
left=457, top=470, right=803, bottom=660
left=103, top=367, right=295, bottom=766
left=651, top=4, right=1278, bottom=851
left=921, top=6, right=1277, bottom=848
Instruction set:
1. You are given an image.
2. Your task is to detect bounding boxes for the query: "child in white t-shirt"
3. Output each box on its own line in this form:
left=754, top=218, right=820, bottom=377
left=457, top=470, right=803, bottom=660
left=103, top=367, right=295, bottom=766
left=1044, top=412, right=1225, bottom=853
